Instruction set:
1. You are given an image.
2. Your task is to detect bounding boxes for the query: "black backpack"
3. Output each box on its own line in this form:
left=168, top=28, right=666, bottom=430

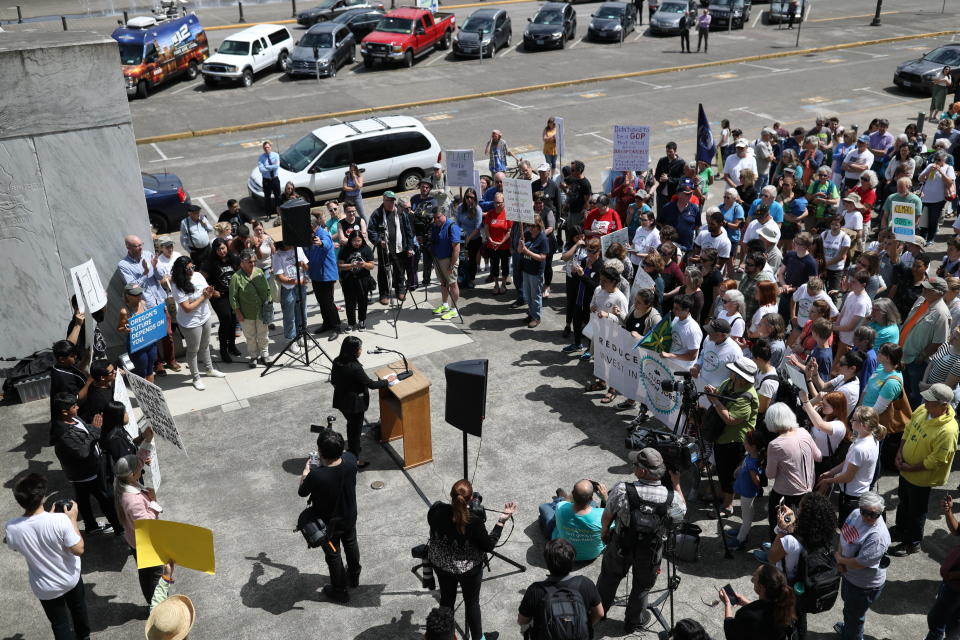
left=762, top=372, right=802, bottom=414
left=793, top=545, right=840, bottom=614
left=534, top=576, right=590, bottom=640
left=621, top=484, right=673, bottom=554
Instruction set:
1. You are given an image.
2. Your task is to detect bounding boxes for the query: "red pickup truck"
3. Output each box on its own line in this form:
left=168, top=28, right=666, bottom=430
left=360, top=7, right=456, bottom=68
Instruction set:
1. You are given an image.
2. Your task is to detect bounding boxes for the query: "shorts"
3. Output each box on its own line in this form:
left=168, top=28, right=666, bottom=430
left=435, top=257, right=458, bottom=285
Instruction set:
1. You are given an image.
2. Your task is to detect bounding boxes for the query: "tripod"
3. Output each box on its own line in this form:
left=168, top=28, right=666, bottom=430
left=645, top=532, right=681, bottom=633
left=373, top=225, right=418, bottom=340
left=261, top=254, right=333, bottom=377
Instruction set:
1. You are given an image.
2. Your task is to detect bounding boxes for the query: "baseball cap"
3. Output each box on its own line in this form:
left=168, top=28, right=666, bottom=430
left=706, top=317, right=732, bottom=334
left=921, top=383, right=954, bottom=403
left=628, top=448, right=666, bottom=477
left=857, top=134, right=870, bottom=143
left=383, top=190, right=397, bottom=199
left=923, top=277, right=948, bottom=294
left=735, top=139, right=748, bottom=148
left=538, top=163, right=551, bottom=173
left=124, top=283, right=144, bottom=296
left=679, top=178, right=695, bottom=192
left=726, top=357, right=758, bottom=383
left=187, top=204, right=202, bottom=213
left=158, top=236, right=174, bottom=247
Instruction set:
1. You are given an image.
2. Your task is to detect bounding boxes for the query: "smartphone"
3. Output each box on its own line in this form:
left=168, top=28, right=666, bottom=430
left=722, top=583, right=738, bottom=604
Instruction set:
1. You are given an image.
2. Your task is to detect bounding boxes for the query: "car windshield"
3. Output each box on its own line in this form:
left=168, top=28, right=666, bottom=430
left=300, top=32, right=334, bottom=47
left=596, top=6, right=623, bottom=19
left=660, top=3, right=687, bottom=13
left=463, top=17, right=494, bottom=32
left=332, top=10, right=361, bottom=23
left=118, top=43, right=143, bottom=65
left=533, top=11, right=563, bottom=25
left=376, top=17, right=414, bottom=33
left=313, top=0, right=338, bottom=9
left=923, top=46, right=960, bottom=66
left=712, top=0, right=744, bottom=7
left=218, top=39, right=250, bottom=55
left=141, top=173, right=160, bottom=189
left=280, top=134, right=328, bottom=173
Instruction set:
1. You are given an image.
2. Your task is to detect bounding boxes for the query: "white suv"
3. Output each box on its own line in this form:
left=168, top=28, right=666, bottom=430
left=202, top=24, right=293, bottom=87
left=247, top=116, right=442, bottom=206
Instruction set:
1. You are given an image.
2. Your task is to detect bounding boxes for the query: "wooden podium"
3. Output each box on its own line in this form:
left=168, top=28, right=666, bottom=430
left=374, top=361, right=432, bottom=469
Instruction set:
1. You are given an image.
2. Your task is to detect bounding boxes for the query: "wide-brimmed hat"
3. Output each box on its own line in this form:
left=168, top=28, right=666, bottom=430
left=726, top=357, right=758, bottom=383
left=145, top=595, right=195, bottom=640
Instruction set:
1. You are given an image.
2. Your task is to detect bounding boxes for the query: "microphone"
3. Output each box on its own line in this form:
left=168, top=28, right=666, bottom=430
left=366, top=348, right=384, bottom=354
left=369, top=346, right=413, bottom=381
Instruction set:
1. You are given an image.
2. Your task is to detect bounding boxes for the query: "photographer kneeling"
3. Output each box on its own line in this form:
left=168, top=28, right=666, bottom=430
left=596, top=448, right=686, bottom=634
left=538, top=479, right=608, bottom=562
left=427, top=479, right=518, bottom=640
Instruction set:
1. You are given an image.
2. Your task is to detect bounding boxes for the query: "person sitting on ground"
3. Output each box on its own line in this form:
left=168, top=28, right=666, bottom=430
left=538, top=479, right=608, bottom=562
left=719, top=564, right=797, bottom=640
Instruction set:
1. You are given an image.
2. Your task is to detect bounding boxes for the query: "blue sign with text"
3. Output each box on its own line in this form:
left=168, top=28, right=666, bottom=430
left=129, top=304, right=167, bottom=352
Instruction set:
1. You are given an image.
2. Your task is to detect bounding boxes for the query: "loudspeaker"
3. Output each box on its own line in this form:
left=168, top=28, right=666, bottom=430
left=444, top=359, right=488, bottom=437
left=279, top=199, right=313, bottom=247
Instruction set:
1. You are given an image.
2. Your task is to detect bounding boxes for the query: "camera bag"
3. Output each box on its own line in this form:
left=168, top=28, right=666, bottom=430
left=621, top=484, right=673, bottom=554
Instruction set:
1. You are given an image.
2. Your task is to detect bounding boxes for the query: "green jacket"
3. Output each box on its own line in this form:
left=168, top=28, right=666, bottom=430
left=716, top=378, right=759, bottom=445
left=228, top=267, right=270, bottom=319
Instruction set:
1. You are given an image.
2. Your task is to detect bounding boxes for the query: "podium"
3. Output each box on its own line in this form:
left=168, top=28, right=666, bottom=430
left=374, top=361, right=432, bottom=469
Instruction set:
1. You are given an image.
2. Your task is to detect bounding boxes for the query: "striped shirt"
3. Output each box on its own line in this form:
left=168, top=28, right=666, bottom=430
left=927, top=343, right=960, bottom=386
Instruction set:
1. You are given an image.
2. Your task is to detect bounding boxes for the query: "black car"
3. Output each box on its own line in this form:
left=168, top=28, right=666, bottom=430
left=286, top=23, right=356, bottom=78
left=894, top=44, right=960, bottom=94
left=523, top=2, right=576, bottom=51
left=708, top=0, right=751, bottom=29
left=330, top=7, right=386, bottom=40
left=297, top=0, right=384, bottom=26
left=587, top=2, right=637, bottom=41
left=453, top=8, right=513, bottom=58
left=143, top=172, right=191, bottom=234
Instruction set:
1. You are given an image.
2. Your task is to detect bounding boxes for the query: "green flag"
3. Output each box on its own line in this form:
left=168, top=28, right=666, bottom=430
left=636, top=315, right=672, bottom=353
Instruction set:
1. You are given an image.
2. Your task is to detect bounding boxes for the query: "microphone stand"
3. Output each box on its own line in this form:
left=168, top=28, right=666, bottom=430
left=371, top=347, right=413, bottom=380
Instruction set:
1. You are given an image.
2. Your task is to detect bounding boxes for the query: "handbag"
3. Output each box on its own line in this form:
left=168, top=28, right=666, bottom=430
left=296, top=464, right=344, bottom=549
left=878, top=374, right=911, bottom=434
left=260, top=297, right=274, bottom=325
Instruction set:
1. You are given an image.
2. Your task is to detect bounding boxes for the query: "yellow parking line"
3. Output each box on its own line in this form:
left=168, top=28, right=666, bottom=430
left=135, top=29, right=959, bottom=144
left=808, top=11, right=898, bottom=23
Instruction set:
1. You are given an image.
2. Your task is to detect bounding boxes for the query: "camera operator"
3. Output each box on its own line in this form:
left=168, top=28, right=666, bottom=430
left=368, top=191, right=415, bottom=305
left=411, top=181, right=439, bottom=290
left=297, top=429, right=360, bottom=604
left=596, top=448, right=686, bottom=634
left=537, top=479, right=608, bottom=562
left=427, top=479, right=518, bottom=640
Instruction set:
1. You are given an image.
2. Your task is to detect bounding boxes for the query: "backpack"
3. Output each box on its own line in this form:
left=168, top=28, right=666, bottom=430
left=534, top=577, right=590, bottom=640
left=793, top=545, right=840, bottom=614
left=762, top=372, right=802, bottom=414
left=701, top=388, right=757, bottom=443
left=621, top=484, right=673, bottom=554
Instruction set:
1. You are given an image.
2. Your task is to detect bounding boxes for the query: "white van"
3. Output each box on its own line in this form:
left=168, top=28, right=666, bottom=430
left=247, top=116, right=442, bottom=205
left=201, top=23, right=293, bottom=87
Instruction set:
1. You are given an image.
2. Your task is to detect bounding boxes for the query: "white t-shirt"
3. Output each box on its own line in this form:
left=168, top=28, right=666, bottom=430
left=836, top=290, right=872, bottom=345
left=921, top=163, right=956, bottom=204
left=717, top=309, right=745, bottom=338
left=756, top=368, right=780, bottom=403
left=780, top=534, right=804, bottom=581
left=156, top=250, right=183, bottom=280
left=742, top=218, right=781, bottom=245
left=671, top=315, right=703, bottom=359
left=812, top=420, right=847, bottom=459
left=842, top=436, right=880, bottom=497
left=4, top=512, right=81, bottom=600
left=750, top=303, right=778, bottom=334
left=630, top=226, right=661, bottom=265
left=697, top=337, right=741, bottom=406
left=842, top=147, right=875, bottom=181
left=173, top=271, right=212, bottom=329
left=271, top=247, right=309, bottom=290
left=722, top=154, right=758, bottom=186
left=827, top=376, right=860, bottom=415
left=590, top=287, right=629, bottom=323
left=821, top=229, right=851, bottom=272
left=792, top=285, right=839, bottom=327
left=843, top=209, right=864, bottom=232
left=694, top=228, right=732, bottom=259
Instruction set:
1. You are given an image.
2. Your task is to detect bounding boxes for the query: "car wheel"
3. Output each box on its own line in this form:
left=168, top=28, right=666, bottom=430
left=348, top=46, right=356, bottom=63
left=186, top=61, right=199, bottom=80
left=438, top=30, right=451, bottom=50
left=242, top=68, right=254, bottom=87
left=149, top=213, right=167, bottom=235
left=506, top=31, right=513, bottom=47
left=295, top=188, right=315, bottom=206
left=398, top=169, right=423, bottom=192
left=136, top=80, right=149, bottom=100
left=363, top=55, right=374, bottom=68
left=404, top=49, right=414, bottom=68
left=276, top=50, right=288, bottom=72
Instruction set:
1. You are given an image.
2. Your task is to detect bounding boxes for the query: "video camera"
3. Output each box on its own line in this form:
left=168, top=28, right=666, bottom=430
left=659, top=371, right=698, bottom=405
left=625, top=404, right=700, bottom=472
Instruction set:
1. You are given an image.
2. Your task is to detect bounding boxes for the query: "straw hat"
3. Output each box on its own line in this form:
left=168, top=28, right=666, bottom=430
left=145, top=595, right=195, bottom=640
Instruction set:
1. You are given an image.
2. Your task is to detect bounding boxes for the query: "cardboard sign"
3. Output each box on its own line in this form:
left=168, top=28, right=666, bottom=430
left=113, top=378, right=138, bottom=439
left=612, top=125, right=651, bottom=172
left=891, top=200, right=917, bottom=242
left=600, top=227, right=630, bottom=256
left=126, top=373, right=184, bottom=451
left=555, top=116, right=565, bottom=157
left=135, top=520, right=215, bottom=574
left=502, top=177, right=534, bottom=223
left=128, top=304, right=167, bottom=352
left=446, top=149, right=475, bottom=187
left=69, top=259, right=108, bottom=314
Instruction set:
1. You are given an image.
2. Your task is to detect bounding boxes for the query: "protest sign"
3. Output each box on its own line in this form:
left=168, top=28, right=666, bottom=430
left=142, top=439, right=161, bottom=491
left=502, top=177, right=534, bottom=223
left=612, top=125, right=651, bottom=172
left=128, top=304, right=167, bottom=353
left=600, top=227, right=630, bottom=256
left=127, top=372, right=184, bottom=451
left=446, top=149, right=475, bottom=187
left=555, top=117, right=565, bottom=157
left=113, top=377, right=138, bottom=439
left=69, top=259, right=108, bottom=314
left=891, top=200, right=917, bottom=242
left=136, top=520, right=215, bottom=574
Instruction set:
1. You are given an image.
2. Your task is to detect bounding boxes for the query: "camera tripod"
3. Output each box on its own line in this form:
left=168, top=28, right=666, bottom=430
left=644, top=532, right=682, bottom=633
left=373, top=222, right=419, bottom=340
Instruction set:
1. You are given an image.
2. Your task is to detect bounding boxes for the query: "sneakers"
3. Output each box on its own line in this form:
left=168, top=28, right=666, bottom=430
left=833, top=622, right=844, bottom=636
left=509, top=300, right=525, bottom=309
left=888, top=542, right=920, bottom=557
left=562, top=343, right=584, bottom=353
left=579, top=351, right=593, bottom=361
left=440, top=308, right=459, bottom=320
left=432, top=303, right=450, bottom=315
left=357, top=321, right=365, bottom=331
left=85, top=523, right=114, bottom=535
left=527, top=318, right=541, bottom=328
left=205, top=368, right=226, bottom=378
left=192, top=377, right=206, bottom=391
left=751, top=549, right=769, bottom=563
left=290, top=342, right=301, bottom=354
left=257, top=356, right=268, bottom=366
left=247, top=358, right=257, bottom=369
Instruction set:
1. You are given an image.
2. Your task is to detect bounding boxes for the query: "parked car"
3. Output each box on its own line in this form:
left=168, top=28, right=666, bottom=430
left=523, top=2, right=577, bottom=51
left=331, top=7, right=387, bottom=40
left=143, top=172, right=191, bottom=234
left=360, top=7, right=456, bottom=68
left=894, top=44, right=960, bottom=94
left=247, top=116, right=442, bottom=206
left=649, top=1, right=689, bottom=35
left=111, top=13, right=209, bottom=99
left=587, top=2, right=637, bottom=41
left=297, top=0, right=384, bottom=26
left=767, top=0, right=803, bottom=23
left=452, top=8, right=512, bottom=58
left=709, top=0, right=751, bottom=29
left=201, top=24, right=293, bottom=87
left=286, top=22, right=356, bottom=78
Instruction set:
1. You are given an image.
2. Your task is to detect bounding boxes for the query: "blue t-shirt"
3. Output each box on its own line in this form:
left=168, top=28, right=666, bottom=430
left=748, top=198, right=785, bottom=224
left=551, top=501, right=605, bottom=561
left=862, top=364, right=903, bottom=408
left=720, top=202, right=745, bottom=243
left=857, top=348, right=878, bottom=396
left=430, top=220, right=462, bottom=259
left=521, top=232, right=550, bottom=276
left=733, top=454, right=764, bottom=498
left=812, top=347, right=833, bottom=381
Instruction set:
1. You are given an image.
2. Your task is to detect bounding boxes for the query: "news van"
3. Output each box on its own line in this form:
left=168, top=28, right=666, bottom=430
left=111, top=13, right=209, bottom=99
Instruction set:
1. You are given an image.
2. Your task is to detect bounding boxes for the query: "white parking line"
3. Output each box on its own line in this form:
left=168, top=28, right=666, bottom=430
left=569, top=37, right=584, bottom=49
left=853, top=86, right=894, bottom=99
left=169, top=80, right=200, bottom=96
left=846, top=50, right=889, bottom=59
left=498, top=46, right=514, bottom=58
left=576, top=131, right=614, bottom=144
left=626, top=79, right=672, bottom=89
left=424, top=54, right=445, bottom=66
left=730, top=106, right=776, bottom=120
left=632, top=31, right=644, bottom=42
left=741, top=62, right=789, bottom=72
left=149, top=143, right=183, bottom=163
left=260, top=74, right=282, bottom=85
left=192, top=194, right=217, bottom=220
left=487, top=96, right=532, bottom=109
left=751, top=12, right=763, bottom=28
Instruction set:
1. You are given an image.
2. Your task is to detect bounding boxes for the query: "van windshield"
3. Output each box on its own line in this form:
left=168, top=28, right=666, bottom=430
left=281, top=133, right=328, bottom=173
left=218, top=39, right=250, bottom=55
left=376, top=17, right=414, bottom=33
left=118, top=43, right=144, bottom=65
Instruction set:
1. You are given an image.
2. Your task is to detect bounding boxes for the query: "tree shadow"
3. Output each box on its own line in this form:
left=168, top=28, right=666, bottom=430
left=84, top=580, right=149, bottom=632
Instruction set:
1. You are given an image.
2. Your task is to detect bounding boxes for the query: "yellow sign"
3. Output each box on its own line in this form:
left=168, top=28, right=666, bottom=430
left=135, top=520, right=216, bottom=575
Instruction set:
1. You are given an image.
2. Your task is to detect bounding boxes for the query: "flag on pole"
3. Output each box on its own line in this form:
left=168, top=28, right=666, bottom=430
left=696, top=103, right=717, bottom=165
left=636, top=315, right=673, bottom=353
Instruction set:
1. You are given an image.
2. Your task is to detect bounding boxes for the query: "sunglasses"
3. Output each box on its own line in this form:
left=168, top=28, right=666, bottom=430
left=861, top=509, right=882, bottom=519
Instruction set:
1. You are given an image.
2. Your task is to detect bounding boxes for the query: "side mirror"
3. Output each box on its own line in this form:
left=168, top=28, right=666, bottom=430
left=527, top=16, right=532, bottom=22
left=309, top=165, right=321, bottom=174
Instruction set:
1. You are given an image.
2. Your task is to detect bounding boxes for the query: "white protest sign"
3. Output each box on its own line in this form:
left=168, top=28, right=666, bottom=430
left=141, top=439, right=161, bottom=491
left=891, top=200, right=917, bottom=242
left=69, top=259, right=108, bottom=313
left=126, top=372, right=184, bottom=451
left=612, top=125, right=651, bottom=172
left=784, top=359, right=809, bottom=393
left=502, top=177, right=535, bottom=223
left=113, top=377, right=138, bottom=439
left=555, top=117, right=565, bottom=157
left=472, top=170, right=481, bottom=196
left=446, top=149, right=475, bottom=187
left=600, top=227, right=630, bottom=256
left=629, top=268, right=656, bottom=300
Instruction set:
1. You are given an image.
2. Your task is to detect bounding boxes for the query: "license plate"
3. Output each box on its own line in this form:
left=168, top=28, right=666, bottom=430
left=902, top=80, right=912, bottom=87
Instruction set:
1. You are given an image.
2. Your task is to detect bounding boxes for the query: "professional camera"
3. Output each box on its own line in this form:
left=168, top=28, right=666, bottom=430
left=469, top=492, right=486, bottom=522
left=659, top=371, right=698, bottom=405
left=625, top=407, right=700, bottom=472
left=411, top=543, right=436, bottom=590
left=52, top=499, right=73, bottom=513
left=309, top=415, right=337, bottom=433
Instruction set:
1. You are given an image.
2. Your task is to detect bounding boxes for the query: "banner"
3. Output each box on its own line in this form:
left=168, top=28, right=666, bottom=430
left=600, top=227, right=630, bottom=256
left=127, top=372, right=184, bottom=451
left=891, top=200, right=916, bottom=242
left=128, top=304, right=167, bottom=352
left=69, top=259, right=108, bottom=314
left=612, top=125, right=651, bottom=172
left=502, top=177, right=535, bottom=223
left=446, top=149, right=475, bottom=187
left=135, top=520, right=215, bottom=574
left=555, top=116, right=565, bottom=157
left=696, top=103, right=716, bottom=164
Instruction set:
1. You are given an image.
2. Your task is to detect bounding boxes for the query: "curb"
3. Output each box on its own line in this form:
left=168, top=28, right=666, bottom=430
left=135, top=29, right=959, bottom=145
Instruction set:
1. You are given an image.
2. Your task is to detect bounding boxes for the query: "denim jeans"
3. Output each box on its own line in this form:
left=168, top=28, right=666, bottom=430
left=279, top=284, right=307, bottom=340
left=511, top=253, right=525, bottom=302
left=538, top=496, right=564, bottom=537
left=522, top=271, right=544, bottom=320
left=841, top=577, right=884, bottom=640
left=926, top=581, right=960, bottom=640
left=905, top=360, right=927, bottom=409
